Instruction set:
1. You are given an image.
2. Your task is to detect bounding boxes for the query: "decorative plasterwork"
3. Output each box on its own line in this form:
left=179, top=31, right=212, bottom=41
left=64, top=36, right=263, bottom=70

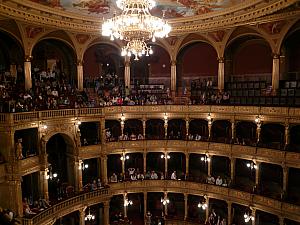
left=0, top=0, right=298, bottom=34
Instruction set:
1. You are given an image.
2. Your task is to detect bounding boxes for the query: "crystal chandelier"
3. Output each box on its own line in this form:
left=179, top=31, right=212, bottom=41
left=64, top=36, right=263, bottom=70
left=85, top=208, right=95, bottom=221
left=244, top=212, right=255, bottom=223
left=102, top=0, right=171, bottom=60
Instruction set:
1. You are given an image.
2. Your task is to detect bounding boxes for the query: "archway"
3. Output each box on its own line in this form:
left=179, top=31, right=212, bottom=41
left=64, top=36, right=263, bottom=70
left=176, top=42, right=218, bottom=96
left=46, top=133, right=75, bottom=200
left=32, top=39, right=77, bottom=85
left=260, top=123, right=284, bottom=149
left=211, top=120, right=232, bottom=143
left=0, top=30, right=24, bottom=86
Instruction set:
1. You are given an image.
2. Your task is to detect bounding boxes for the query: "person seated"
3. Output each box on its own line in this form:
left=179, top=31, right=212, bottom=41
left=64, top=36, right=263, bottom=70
left=195, top=134, right=202, bottom=141
left=150, top=171, right=158, bottom=180
left=145, top=171, right=151, bottom=180
left=38, top=197, right=50, bottom=209
left=160, top=172, right=164, bottom=180
left=130, top=173, right=137, bottom=181
left=97, top=178, right=102, bottom=188
left=123, top=133, right=129, bottom=141
left=222, top=179, right=228, bottom=187
left=215, top=176, right=223, bottom=186
left=91, top=180, right=97, bottom=191
left=130, top=133, right=136, bottom=140
left=110, top=173, right=118, bottom=183
left=137, top=134, right=144, bottom=140
left=137, top=172, right=144, bottom=180
left=207, top=175, right=215, bottom=184
left=171, top=171, right=177, bottom=180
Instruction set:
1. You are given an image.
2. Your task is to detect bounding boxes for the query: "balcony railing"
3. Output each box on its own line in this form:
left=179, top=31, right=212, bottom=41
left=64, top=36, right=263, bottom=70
left=1, top=105, right=300, bottom=124
left=20, top=181, right=300, bottom=225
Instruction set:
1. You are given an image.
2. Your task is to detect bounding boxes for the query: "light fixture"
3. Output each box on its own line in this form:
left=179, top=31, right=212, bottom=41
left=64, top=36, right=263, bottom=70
left=207, top=113, right=211, bottom=121
left=200, top=154, right=210, bottom=162
left=121, top=155, right=130, bottom=161
left=161, top=197, right=170, bottom=205
left=120, top=113, right=126, bottom=126
left=246, top=161, right=257, bottom=170
left=45, top=166, right=58, bottom=180
left=197, top=202, right=208, bottom=210
left=255, top=115, right=261, bottom=124
left=124, top=198, right=133, bottom=207
left=244, top=212, right=255, bottom=223
left=163, top=113, right=168, bottom=121
left=79, top=161, right=89, bottom=170
left=85, top=208, right=95, bottom=221
left=161, top=154, right=170, bottom=159
left=102, top=0, right=171, bottom=60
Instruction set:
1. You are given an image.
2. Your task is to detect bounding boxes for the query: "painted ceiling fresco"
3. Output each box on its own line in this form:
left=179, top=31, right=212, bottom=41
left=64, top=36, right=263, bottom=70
left=29, top=0, right=244, bottom=19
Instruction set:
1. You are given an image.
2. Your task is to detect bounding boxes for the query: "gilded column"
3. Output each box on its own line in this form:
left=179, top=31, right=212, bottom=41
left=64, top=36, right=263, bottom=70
left=230, top=158, right=236, bottom=183
left=101, top=155, right=108, bottom=184
left=227, top=201, right=232, bottom=225
left=121, top=120, right=125, bottom=137
left=231, top=120, right=236, bottom=141
left=164, top=192, right=168, bottom=216
left=79, top=207, right=86, bottom=225
left=142, top=119, right=146, bottom=138
left=284, top=124, right=289, bottom=148
left=74, top=159, right=82, bottom=192
left=185, top=118, right=189, bottom=140
left=124, top=57, right=131, bottom=89
left=218, top=57, right=225, bottom=91
left=24, top=55, right=32, bottom=90
left=185, top=153, right=189, bottom=179
left=251, top=208, right=256, bottom=225
left=100, top=118, right=106, bottom=144
left=78, top=160, right=83, bottom=191
left=208, top=156, right=212, bottom=177
left=121, top=153, right=126, bottom=177
left=124, top=192, right=128, bottom=218
left=279, top=216, right=284, bottom=225
left=205, top=197, right=210, bottom=223
left=165, top=153, right=168, bottom=178
left=184, top=194, right=188, bottom=220
left=256, top=123, right=261, bottom=144
left=283, top=166, right=289, bottom=193
left=144, top=192, right=147, bottom=217
left=77, top=60, right=84, bottom=91
left=272, top=54, right=280, bottom=93
left=103, top=200, right=110, bottom=225
left=143, top=152, right=147, bottom=174
left=255, top=161, right=261, bottom=187
left=208, top=121, right=212, bottom=140
left=170, top=60, right=176, bottom=97
left=40, top=169, right=49, bottom=201
left=164, top=120, right=168, bottom=139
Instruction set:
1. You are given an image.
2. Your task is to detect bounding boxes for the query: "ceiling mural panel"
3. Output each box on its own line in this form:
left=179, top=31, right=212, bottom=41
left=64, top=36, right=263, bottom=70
left=29, top=0, right=245, bottom=19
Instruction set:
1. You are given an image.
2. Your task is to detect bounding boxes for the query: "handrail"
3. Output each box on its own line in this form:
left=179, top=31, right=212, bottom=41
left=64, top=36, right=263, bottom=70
left=20, top=181, right=300, bottom=225
left=0, top=105, right=300, bottom=124
left=21, top=188, right=109, bottom=225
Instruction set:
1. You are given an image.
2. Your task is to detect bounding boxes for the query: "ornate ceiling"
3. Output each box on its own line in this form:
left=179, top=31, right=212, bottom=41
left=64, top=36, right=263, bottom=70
left=0, top=0, right=299, bottom=34
left=29, top=0, right=245, bottom=19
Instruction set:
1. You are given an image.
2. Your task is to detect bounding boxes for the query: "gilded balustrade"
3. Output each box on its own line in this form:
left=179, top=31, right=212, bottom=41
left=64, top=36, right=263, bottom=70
left=101, top=140, right=300, bottom=169
left=1, top=105, right=300, bottom=125
left=20, top=181, right=300, bottom=225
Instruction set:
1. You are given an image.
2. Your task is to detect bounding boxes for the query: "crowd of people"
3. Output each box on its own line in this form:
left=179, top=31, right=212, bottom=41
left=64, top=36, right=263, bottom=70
left=22, top=197, right=50, bottom=218
left=207, top=209, right=227, bottom=225
left=207, top=175, right=229, bottom=187
left=0, top=68, right=233, bottom=113
left=0, top=208, right=20, bottom=225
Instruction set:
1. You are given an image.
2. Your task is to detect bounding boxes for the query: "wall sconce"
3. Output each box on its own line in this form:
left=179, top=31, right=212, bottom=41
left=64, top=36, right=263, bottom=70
left=124, top=198, right=133, bottom=207
left=41, top=122, right=47, bottom=130
left=200, top=154, right=211, bottom=162
left=85, top=208, right=95, bottom=221
left=244, top=212, right=255, bottom=223
left=161, top=197, right=170, bottom=205
left=120, top=113, right=125, bottom=125
left=79, top=160, right=89, bottom=170
left=163, top=113, right=168, bottom=121
left=255, top=115, right=261, bottom=124
left=45, top=167, right=57, bottom=180
left=161, top=154, right=170, bottom=159
left=120, top=155, right=129, bottom=161
left=246, top=161, right=257, bottom=170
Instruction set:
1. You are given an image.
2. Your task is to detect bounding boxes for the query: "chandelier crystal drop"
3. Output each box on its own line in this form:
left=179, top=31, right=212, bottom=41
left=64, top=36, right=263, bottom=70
left=102, top=0, right=171, bottom=60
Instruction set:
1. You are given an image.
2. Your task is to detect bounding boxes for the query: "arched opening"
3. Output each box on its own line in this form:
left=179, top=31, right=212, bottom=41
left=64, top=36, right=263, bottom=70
left=209, top=199, right=228, bottom=224
left=83, top=44, right=124, bottom=95
left=107, top=154, right=122, bottom=182
left=167, top=152, right=186, bottom=179
left=127, top=193, right=144, bottom=224
left=189, top=119, right=209, bottom=141
left=167, top=119, right=186, bottom=140
left=187, top=195, right=206, bottom=223
left=147, top=192, right=164, bottom=218
left=234, top=158, right=256, bottom=192
left=167, top=193, right=184, bottom=219
left=124, top=153, right=143, bottom=180
left=105, top=120, right=121, bottom=141
left=235, top=121, right=257, bottom=146
left=260, top=123, right=285, bottom=149
left=177, top=42, right=218, bottom=96
left=289, top=125, right=300, bottom=152
left=146, top=119, right=164, bottom=139
left=46, top=133, right=75, bottom=201
left=124, top=119, right=143, bottom=139
left=110, top=194, right=124, bottom=223
left=287, top=168, right=300, bottom=205
left=225, top=36, right=272, bottom=105
left=32, top=39, right=77, bottom=85
left=79, top=121, right=100, bottom=145
left=260, top=162, right=283, bottom=200
left=0, top=30, right=24, bottom=88
left=211, top=120, right=232, bottom=143
left=146, top=152, right=165, bottom=177
left=256, top=210, right=279, bottom=225
left=14, top=128, right=38, bottom=159
left=231, top=204, right=251, bottom=225
left=188, top=153, right=208, bottom=182
left=211, top=156, right=230, bottom=180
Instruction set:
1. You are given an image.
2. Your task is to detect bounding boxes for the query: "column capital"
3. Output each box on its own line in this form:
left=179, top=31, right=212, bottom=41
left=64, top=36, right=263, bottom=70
left=77, top=60, right=83, bottom=66
left=25, top=55, right=32, bottom=62
left=218, top=57, right=225, bottom=63
left=171, top=60, right=176, bottom=66
left=273, top=53, right=280, bottom=59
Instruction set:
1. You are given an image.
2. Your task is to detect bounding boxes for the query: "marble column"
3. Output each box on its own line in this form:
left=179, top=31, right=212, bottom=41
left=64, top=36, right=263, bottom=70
left=205, top=197, right=210, bottom=223
left=164, top=192, right=168, bottom=216
left=218, top=57, right=225, bottom=91
left=284, top=125, right=290, bottom=148
left=24, top=55, right=32, bottom=90
left=40, top=169, right=49, bottom=201
left=77, top=60, right=84, bottom=91
left=170, top=60, right=176, bottom=97
left=124, top=193, right=128, bottom=218
left=272, top=54, right=280, bottom=93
